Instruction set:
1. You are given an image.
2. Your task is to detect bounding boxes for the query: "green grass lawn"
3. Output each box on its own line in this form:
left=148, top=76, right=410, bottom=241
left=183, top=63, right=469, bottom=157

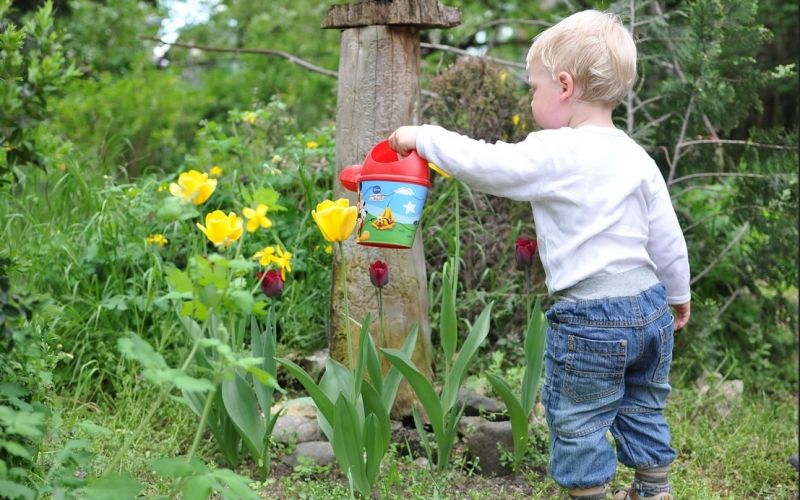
left=44, top=380, right=798, bottom=499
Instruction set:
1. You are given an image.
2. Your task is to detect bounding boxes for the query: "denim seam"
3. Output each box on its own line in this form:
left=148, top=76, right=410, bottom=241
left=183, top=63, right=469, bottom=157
left=554, top=419, right=614, bottom=438
left=554, top=304, right=668, bottom=327
left=618, top=406, right=663, bottom=415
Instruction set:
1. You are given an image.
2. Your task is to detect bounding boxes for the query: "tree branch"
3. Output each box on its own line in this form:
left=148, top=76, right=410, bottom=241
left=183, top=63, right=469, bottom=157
left=420, top=42, right=526, bottom=69
left=678, top=139, right=798, bottom=151
left=140, top=36, right=340, bottom=78
left=690, top=223, right=749, bottom=286
left=669, top=172, right=781, bottom=186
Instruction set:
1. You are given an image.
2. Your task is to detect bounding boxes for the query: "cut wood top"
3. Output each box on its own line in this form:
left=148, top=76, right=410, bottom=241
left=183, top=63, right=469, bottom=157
left=322, top=0, right=460, bottom=29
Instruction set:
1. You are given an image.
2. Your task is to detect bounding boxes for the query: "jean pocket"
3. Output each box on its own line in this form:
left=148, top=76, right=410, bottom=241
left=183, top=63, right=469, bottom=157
left=564, top=335, right=626, bottom=403
left=652, top=319, right=674, bottom=384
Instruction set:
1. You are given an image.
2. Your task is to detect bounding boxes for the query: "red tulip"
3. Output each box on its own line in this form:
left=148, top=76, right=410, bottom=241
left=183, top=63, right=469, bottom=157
left=369, top=260, right=389, bottom=289
left=515, top=237, right=538, bottom=269
left=257, top=270, right=284, bottom=297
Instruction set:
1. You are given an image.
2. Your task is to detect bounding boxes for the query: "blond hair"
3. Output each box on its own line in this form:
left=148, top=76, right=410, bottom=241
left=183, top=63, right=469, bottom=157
left=526, top=10, right=637, bottom=105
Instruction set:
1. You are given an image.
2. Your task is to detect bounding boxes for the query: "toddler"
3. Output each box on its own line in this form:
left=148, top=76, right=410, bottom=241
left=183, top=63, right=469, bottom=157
left=389, top=9, right=690, bottom=500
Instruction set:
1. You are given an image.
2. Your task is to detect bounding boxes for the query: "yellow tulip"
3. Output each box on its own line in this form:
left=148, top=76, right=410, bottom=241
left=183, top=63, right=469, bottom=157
left=196, top=210, right=243, bottom=247
left=311, top=199, right=357, bottom=243
left=242, top=204, right=272, bottom=232
left=169, top=170, right=217, bottom=205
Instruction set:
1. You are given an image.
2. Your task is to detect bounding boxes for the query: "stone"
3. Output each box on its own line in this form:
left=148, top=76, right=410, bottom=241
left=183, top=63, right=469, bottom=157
left=457, top=388, right=504, bottom=416
left=272, top=414, right=324, bottom=444
left=282, top=441, right=336, bottom=468
left=271, top=397, right=318, bottom=419
left=463, top=420, right=515, bottom=476
left=695, top=372, right=744, bottom=418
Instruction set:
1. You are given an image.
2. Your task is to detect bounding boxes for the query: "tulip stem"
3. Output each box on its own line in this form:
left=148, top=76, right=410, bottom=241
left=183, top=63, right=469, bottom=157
left=377, top=288, right=385, bottom=351
left=338, top=242, right=354, bottom=370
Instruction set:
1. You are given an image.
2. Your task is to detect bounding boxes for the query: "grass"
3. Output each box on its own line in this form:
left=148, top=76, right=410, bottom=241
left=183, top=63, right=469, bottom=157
left=34, top=366, right=797, bottom=499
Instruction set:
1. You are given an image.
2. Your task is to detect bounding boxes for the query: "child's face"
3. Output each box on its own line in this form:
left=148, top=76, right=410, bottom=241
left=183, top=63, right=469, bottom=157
left=528, top=59, right=571, bottom=129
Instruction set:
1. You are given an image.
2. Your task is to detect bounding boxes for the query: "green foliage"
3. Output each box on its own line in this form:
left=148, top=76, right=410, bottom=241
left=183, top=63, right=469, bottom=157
left=0, top=0, right=80, bottom=181
left=426, top=58, right=533, bottom=143
left=150, top=456, right=259, bottom=500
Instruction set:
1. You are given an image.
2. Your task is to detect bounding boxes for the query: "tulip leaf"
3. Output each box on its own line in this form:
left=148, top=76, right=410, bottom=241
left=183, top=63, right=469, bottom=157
left=275, top=358, right=334, bottom=424
left=440, top=260, right=457, bottom=365
left=381, top=348, right=443, bottom=438
left=332, top=395, right=369, bottom=496
left=221, top=372, right=265, bottom=461
left=443, top=302, right=493, bottom=414
left=363, top=327, right=383, bottom=397
left=522, top=297, right=546, bottom=415
left=381, top=326, right=418, bottom=411
left=251, top=317, right=276, bottom=414
left=352, top=313, right=372, bottom=400
left=486, top=373, right=529, bottom=473
left=360, top=382, right=390, bottom=483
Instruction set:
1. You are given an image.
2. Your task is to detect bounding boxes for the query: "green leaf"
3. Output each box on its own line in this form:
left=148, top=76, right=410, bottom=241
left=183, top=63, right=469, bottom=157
left=275, top=358, right=334, bottom=424
left=522, top=297, right=546, bottom=415
left=172, top=372, right=215, bottom=393
left=165, top=266, right=194, bottom=293
left=380, top=348, right=443, bottom=438
left=443, top=302, right=493, bottom=413
left=182, top=475, right=214, bottom=500
left=381, top=326, right=418, bottom=411
left=210, top=468, right=260, bottom=500
left=117, top=335, right=168, bottom=371
left=332, top=395, right=369, bottom=496
left=440, top=261, right=457, bottom=364
left=0, top=479, right=34, bottom=500
left=363, top=328, right=383, bottom=396
left=221, top=372, right=266, bottom=460
left=229, top=290, right=254, bottom=313
left=0, top=440, right=31, bottom=459
left=78, top=421, right=113, bottom=437
left=352, top=313, right=372, bottom=400
left=361, top=383, right=390, bottom=483
left=150, top=457, right=208, bottom=478
left=82, top=473, right=142, bottom=500
left=487, top=373, right=529, bottom=473
left=251, top=317, right=276, bottom=416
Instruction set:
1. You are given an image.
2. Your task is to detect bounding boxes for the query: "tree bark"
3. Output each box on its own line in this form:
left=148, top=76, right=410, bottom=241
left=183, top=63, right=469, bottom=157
left=330, top=25, right=433, bottom=417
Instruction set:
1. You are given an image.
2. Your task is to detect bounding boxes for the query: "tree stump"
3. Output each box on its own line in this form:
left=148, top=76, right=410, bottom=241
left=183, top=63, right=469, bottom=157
left=323, top=0, right=460, bottom=417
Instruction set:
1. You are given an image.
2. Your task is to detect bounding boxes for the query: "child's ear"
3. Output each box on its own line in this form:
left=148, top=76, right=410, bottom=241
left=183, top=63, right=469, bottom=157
left=556, top=71, right=575, bottom=100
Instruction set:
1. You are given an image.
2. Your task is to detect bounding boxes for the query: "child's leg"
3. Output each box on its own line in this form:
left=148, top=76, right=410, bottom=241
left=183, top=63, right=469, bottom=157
left=610, top=303, right=677, bottom=498
left=541, top=315, right=628, bottom=494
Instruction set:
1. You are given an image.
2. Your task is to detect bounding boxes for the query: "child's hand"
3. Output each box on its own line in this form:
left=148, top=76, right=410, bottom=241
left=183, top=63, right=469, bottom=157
left=671, top=302, right=690, bottom=331
left=388, top=126, right=419, bottom=158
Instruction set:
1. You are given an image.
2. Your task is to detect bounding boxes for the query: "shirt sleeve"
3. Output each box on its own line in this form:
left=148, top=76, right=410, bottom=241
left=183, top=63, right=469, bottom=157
left=646, top=175, right=691, bottom=304
left=415, top=124, right=553, bottom=202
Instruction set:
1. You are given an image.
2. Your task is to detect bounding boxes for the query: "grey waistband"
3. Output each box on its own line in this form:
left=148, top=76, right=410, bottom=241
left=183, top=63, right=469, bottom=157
left=556, top=267, right=660, bottom=301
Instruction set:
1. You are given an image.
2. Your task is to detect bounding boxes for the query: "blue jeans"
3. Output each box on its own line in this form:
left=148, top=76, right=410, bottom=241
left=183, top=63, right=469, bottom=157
left=541, top=283, right=676, bottom=489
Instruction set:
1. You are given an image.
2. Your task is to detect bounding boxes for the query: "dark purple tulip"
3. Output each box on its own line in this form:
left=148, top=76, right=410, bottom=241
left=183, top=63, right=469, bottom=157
left=515, top=237, right=538, bottom=269
left=369, top=260, right=389, bottom=289
left=257, top=270, right=284, bottom=297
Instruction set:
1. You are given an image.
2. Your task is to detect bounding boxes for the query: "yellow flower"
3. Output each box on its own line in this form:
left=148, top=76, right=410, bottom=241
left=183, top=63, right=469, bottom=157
left=196, top=210, right=243, bottom=247
left=242, top=204, right=272, bottom=232
left=253, top=245, right=277, bottom=266
left=208, top=165, right=223, bottom=178
left=512, top=114, right=521, bottom=127
left=169, top=170, right=217, bottom=205
left=273, top=246, right=292, bottom=280
left=500, top=71, right=508, bottom=82
left=305, top=141, right=319, bottom=150
left=324, top=245, right=333, bottom=254
left=146, top=234, right=168, bottom=246
left=242, top=111, right=257, bottom=124
left=252, top=245, right=292, bottom=279
left=311, top=199, right=357, bottom=243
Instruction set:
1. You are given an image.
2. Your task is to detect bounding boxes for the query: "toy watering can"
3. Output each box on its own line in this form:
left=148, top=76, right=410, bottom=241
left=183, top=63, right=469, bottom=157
left=339, top=140, right=430, bottom=249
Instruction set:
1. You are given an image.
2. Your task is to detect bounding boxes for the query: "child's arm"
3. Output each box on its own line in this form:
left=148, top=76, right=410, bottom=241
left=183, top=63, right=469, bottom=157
left=389, top=125, right=555, bottom=202
left=646, top=176, right=691, bottom=330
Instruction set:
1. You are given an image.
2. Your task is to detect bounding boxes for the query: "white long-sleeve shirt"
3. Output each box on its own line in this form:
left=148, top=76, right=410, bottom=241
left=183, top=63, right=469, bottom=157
left=416, top=124, right=691, bottom=304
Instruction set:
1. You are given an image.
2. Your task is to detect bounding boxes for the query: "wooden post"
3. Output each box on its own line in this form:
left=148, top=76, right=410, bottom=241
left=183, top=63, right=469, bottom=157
left=322, top=0, right=460, bottom=417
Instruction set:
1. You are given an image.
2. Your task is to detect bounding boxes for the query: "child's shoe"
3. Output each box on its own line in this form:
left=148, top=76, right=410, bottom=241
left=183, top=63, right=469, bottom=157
left=612, top=487, right=673, bottom=500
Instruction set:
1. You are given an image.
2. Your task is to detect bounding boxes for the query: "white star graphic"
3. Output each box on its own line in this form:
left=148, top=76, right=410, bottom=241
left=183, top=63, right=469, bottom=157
left=403, top=201, right=417, bottom=214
